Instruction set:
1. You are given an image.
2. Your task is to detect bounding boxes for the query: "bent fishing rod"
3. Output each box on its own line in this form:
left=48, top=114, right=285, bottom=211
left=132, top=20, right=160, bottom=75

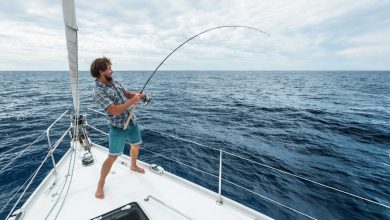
left=123, top=25, right=270, bottom=130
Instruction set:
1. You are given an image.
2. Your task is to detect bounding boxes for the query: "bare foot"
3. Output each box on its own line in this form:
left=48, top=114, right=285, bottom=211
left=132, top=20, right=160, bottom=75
left=95, top=186, right=104, bottom=199
left=130, top=165, right=145, bottom=174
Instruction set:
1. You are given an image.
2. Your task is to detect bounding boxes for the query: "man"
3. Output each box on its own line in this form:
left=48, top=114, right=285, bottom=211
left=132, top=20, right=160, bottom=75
left=91, top=57, right=145, bottom=199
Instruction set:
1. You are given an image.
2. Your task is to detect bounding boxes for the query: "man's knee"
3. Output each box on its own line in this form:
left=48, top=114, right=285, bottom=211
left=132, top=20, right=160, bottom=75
left=106, top=155, right=118, bottom=163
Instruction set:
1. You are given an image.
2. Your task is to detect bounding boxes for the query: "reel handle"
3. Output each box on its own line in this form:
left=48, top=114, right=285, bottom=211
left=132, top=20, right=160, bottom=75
left=142, top=94, right=151, bottom=105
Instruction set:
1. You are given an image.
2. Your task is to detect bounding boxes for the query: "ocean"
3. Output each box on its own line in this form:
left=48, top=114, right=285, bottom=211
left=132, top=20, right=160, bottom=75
left=0, top=71, right=389, bottom=219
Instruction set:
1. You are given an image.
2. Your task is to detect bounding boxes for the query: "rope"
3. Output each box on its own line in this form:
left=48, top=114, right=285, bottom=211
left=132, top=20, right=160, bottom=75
left=54, top=144, right=77, bottom=219
left=0, top=130, right=46, bottom=174
left=44, top=144, right=76, bottom=220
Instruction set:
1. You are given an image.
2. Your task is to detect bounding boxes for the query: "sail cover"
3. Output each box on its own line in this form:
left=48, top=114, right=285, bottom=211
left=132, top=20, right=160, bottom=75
left=62, top=0, right=79, bottom=114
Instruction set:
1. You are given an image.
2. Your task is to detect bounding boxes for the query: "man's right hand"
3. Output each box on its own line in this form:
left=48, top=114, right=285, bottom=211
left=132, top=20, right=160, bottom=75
left=106, top=93, right=144, bottom=116
left=129, top=93, right=144, bottom=105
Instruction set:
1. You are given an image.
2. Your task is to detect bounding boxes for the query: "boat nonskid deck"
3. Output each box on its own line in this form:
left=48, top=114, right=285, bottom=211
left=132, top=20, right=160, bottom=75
left=18, top=141, right=271, bottom=220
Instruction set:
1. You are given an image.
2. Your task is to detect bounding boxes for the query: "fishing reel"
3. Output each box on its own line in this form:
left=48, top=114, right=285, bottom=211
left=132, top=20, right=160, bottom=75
left=142, top=94, right=151, bottom=105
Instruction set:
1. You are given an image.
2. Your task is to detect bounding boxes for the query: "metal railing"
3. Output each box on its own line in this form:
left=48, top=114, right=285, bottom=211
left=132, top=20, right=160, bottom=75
left=144, top=195, right=194, bottom=220
left=46, top=110, right=69, bottom=174
left=86, top=108, right=390, bottom=219
left=2, top=110, right=72, bottom=219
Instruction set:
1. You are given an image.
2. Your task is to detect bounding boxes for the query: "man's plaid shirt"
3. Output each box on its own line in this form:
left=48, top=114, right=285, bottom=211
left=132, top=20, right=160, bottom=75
left=93, top=79, right=132, bottom=128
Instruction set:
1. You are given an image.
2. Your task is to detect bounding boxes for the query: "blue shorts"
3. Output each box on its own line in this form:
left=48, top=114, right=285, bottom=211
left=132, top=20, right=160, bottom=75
left=108, top=121, right=142, bottom=156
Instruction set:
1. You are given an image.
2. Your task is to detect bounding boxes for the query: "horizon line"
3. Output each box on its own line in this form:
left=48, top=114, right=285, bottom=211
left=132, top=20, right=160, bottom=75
left=0, top=69, right=389, bottom=72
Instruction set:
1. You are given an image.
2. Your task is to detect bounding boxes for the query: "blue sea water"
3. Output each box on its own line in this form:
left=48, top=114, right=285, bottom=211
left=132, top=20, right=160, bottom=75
left=0, top=71, right=389, bottom=220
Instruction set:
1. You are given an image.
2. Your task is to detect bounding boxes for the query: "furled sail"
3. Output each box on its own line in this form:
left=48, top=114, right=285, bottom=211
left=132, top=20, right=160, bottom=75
left=62, top=0, right=79, bottom=114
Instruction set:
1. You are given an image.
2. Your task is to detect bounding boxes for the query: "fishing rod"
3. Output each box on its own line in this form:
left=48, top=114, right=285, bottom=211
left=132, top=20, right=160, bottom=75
left=123, top=25, right=270, bottom=130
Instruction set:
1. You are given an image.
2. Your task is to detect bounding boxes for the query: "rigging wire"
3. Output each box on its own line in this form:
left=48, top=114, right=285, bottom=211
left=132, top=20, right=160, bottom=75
left=5, top=150, right=55, bottom=219
left=0, top=162, right=41, bottom=214
left=0, top=130, right=46, bottom=175
left=4, top=126, right=72, bottom=219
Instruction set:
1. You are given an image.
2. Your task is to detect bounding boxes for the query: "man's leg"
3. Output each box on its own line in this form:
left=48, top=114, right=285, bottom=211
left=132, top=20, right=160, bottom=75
left=130, top=144, right=145, bottom=173
left=95, top=155, right=117, bottom=199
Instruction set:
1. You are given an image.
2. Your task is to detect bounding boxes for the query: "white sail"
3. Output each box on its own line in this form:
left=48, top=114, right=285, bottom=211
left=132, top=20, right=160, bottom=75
left=62, top=0, right=79, bottom=114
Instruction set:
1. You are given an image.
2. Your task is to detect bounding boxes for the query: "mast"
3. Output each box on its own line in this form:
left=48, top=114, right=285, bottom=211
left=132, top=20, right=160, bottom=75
left=62, top=0, right=79, bottom=116
left=62, top=0, right=81, bottom=142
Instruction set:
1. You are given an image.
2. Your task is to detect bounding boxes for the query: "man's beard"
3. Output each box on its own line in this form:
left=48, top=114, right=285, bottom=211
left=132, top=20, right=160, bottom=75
left=105, top=74, right=112, bottom=82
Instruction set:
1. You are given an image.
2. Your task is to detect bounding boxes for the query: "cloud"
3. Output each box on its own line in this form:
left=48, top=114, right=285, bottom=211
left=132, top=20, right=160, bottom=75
left=0, top=0, right=389, bottom=70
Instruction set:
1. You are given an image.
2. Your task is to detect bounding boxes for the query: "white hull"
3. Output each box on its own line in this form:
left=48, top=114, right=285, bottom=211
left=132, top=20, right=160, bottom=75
left=16, top=141, right=272, bottom=220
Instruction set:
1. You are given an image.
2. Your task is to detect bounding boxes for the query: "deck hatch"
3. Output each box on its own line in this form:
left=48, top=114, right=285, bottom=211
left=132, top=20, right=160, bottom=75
left=91, top=202, right=149, bottom=220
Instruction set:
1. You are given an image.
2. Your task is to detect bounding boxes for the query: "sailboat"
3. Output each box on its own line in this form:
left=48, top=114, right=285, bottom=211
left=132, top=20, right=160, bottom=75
left=4, top=1, right=273, bottom=219
left=4, top=1, right=389, bottom=220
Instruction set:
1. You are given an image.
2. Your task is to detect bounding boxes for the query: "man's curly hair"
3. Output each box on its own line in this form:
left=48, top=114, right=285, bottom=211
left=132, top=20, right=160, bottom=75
left=90, top=57, right=112, bottom=78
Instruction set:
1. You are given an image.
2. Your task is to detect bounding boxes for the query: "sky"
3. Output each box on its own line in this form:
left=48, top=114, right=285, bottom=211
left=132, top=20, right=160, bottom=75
left=0, top=0, right=389, bottom=71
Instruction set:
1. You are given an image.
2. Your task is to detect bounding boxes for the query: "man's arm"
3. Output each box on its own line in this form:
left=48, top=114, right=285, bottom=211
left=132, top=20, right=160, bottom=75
left=124, top=90, right=146, bottom=99
left=106, top=93, right=143, bottom=116
left=124, top=90, right=136, bottom=99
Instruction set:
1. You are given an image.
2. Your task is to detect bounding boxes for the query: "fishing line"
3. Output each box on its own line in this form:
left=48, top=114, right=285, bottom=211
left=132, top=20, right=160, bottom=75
left=124, top=25, right=270, bottom=129
left=140, top=25, right=270, bottom=93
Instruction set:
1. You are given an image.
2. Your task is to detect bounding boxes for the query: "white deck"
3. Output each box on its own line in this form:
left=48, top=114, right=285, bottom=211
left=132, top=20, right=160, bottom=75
left=17, top=141, right=272, bottom=220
